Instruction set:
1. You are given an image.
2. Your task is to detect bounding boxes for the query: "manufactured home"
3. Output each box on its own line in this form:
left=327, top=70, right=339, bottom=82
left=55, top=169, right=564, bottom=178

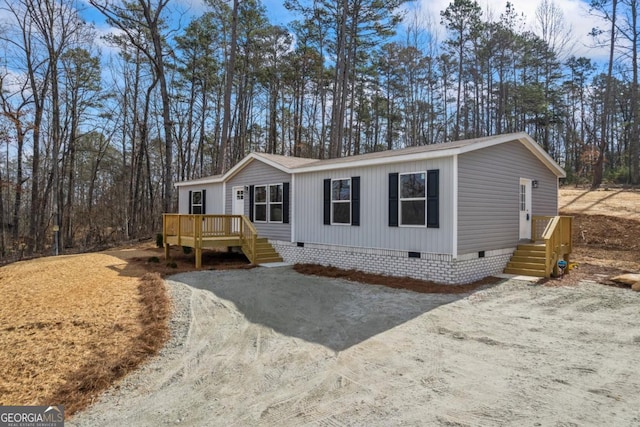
left=164, top=132, right=571, bottom=284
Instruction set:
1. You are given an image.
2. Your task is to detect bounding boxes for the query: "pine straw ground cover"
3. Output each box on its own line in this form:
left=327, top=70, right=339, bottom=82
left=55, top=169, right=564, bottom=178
left=0, top=250, right=170, bottom=418
left=293, top=264, right=501, bottom=293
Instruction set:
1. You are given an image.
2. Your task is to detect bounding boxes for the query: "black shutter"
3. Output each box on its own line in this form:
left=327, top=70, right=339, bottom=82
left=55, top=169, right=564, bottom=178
left=323, top=178, right=331, bottom=225
left=283, top=182, right=290, bottom=224
left=427, top=169, right=439, bottom=228
left=249, top=185, right=255, bottom=221
left=388, top=173, right=399, bottom=227
left=202, top=189, right=206, bottom=214
left=188, top=191, right=192, bottom=214
left=351, top=176, right=360, bottom=226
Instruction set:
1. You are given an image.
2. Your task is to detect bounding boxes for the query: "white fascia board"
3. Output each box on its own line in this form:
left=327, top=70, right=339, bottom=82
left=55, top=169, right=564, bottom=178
left=174, top=176, right=224, bottom=187
left=174, top=152, right=295, bottom=188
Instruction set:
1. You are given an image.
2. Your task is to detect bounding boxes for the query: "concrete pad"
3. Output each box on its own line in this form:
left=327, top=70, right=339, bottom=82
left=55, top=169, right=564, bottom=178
left=494, top=273, right=542, bottom=282
left=258, top=262, right=292, bottom=268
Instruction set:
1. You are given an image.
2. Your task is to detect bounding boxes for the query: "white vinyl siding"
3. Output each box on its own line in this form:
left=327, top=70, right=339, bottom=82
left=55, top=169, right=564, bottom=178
left=457, top=140, right=558, bottom=255
left=178, top=183, right=223, bottom=215
left=226, top=160, right=292, bottom=241
left=295, top=157, right=454, bottom=254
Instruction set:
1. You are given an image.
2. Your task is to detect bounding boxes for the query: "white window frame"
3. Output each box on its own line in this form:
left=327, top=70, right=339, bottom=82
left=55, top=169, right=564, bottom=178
left=254, top=185, right=268, bottom=222
left=331, top=178, right=351, bottom=225
left=268, top=183, right=284, bottom=223
left=254, top=183, right=284, bottom=223
left=191, top=190, right=203, bottom=214
left=399, top=171, right=426, bottom=227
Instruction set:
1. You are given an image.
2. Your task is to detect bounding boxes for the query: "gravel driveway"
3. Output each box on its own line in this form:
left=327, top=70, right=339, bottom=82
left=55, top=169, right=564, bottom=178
left=69, top=266, right=640, bottom=426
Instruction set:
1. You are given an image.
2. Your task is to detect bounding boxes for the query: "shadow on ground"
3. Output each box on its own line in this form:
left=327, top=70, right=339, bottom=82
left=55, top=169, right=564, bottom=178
left=170, top=266, right=499, bottom=352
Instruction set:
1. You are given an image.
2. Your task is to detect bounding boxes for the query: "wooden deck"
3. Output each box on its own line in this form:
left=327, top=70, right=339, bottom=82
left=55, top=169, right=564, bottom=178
left=163, top=214, right=258, bottom=268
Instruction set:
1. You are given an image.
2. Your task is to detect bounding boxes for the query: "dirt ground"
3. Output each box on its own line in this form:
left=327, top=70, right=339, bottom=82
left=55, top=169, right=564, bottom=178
left=67, top=268, right=640, bottom=426
left=559, top=187, right=640, bottom=221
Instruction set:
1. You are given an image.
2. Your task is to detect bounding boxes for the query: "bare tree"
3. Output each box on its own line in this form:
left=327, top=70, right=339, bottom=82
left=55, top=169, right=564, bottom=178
left=90, top=0, right=175, bottom=211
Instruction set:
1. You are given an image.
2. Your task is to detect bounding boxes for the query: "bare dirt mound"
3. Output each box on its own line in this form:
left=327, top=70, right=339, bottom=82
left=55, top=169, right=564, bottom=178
left=560, top=188, right=640, bottom=221
left=554, top=188, right=640, bottom=287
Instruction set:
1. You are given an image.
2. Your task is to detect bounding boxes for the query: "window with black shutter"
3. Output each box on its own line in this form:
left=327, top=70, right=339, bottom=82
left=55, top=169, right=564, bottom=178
left=388, top=170, right=439, bottom=228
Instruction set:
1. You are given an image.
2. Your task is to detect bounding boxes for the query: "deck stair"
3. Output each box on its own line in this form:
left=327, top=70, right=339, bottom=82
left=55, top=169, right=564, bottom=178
left=504, top=243, right=547, bottom=277
left=253, top=238, right=283, bottom=264
left=503, top=215, right=573, bottom=278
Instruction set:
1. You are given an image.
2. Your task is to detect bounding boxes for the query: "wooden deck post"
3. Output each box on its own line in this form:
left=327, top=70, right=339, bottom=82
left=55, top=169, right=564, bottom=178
left=162, top=214, right=170, bottom=260
left=195, top=248, right=202, bottom=269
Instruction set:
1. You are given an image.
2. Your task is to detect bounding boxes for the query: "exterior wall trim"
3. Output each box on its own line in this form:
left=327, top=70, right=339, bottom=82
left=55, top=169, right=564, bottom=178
left=291, top=174, right=296, bottom=242
left=452, top=154, right=458, bottom=259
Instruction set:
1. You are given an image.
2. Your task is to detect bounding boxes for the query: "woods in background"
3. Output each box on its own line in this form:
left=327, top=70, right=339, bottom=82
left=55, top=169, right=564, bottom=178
left=0, top=0, right=638, bottom=258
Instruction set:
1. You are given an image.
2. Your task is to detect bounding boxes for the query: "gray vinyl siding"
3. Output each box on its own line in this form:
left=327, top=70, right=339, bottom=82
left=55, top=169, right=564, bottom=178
left=177, top=183, right=224, bottom=214
left=294, top=157, right=454, bottom=254
left=226, top=159, right=292, bottom=241
left=457, top=141, right=558, bottom=255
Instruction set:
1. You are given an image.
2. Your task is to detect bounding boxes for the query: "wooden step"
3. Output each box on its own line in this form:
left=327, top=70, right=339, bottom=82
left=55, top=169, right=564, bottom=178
left=506, top=261, right=546, bottom=270
left=517, top=244, right=545, bottom=253
left=509, top=255, right=545, bottom=264
left=504, top=242, right=548, bottom=277
left=244, top=237, right=283, bottom=264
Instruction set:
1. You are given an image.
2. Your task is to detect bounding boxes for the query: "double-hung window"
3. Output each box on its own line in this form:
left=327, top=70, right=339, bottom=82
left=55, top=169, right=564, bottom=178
left=399, top=172, right=426, bottom=226
left=269, top=184, right=283, bottom=222
left=323, top=177, right=360, bottom=226
left=331, top=179, right=351, bottom=224
left=254, top=186, right=267, bottom=222
left=253, top=183, right=283, bottom=223
left=389, top=170, right=438, bottom=228
left=191, top=190, right=203, bottom=214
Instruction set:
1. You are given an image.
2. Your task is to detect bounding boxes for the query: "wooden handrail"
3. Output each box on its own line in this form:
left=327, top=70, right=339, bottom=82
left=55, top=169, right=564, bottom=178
left=531, top=216, right=554, bottom=242
left=540, top=216, right=573, bottom=277
left=240, top=216, right=258, bottom=264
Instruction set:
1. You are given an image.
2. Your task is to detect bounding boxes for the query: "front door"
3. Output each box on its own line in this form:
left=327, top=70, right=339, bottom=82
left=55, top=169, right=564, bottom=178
left=519, top=178, right=532, bottom=241
left=232, top=186, right=245, bottom=233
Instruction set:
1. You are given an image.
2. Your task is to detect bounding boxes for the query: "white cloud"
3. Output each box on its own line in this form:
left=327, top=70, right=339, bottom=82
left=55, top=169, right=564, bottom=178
left=409, top=0, right=609, bottom=61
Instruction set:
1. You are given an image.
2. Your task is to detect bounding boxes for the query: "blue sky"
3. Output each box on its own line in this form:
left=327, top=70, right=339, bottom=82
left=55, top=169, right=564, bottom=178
left=73, top=0, right=608, bottom=65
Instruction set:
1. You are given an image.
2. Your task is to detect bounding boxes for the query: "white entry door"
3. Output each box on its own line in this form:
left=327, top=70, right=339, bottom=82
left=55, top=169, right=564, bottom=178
left=519, top=178, right=532, bottom=241
left=233, top=187, right=245, bottom=215
left=232, top=186, right=245, bottom=233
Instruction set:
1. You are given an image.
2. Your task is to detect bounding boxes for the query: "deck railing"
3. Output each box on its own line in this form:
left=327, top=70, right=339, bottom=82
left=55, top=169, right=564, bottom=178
left=531, top=216, right=554, bottom=242
left=538, top=215, right=573, bottom=277
left=164, top=214, right=245, bottom=239
left=162, top=214, right=258, bottom=265
left=240, top=219, right=258, bottom=265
